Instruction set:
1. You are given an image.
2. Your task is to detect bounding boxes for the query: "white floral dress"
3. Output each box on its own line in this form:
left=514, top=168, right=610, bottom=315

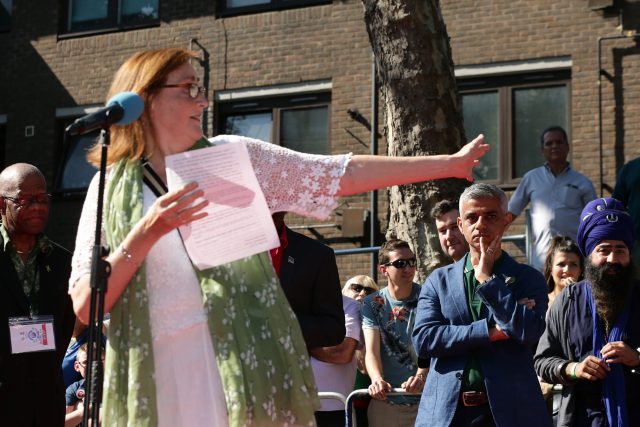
left=69, top=135, right=351, bottom=426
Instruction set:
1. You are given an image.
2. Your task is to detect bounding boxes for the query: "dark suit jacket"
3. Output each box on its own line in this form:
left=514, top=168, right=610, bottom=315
left=278, top=227, right=345, bottom=349
left=0, top=236, right=75, bottom=427
left=412, top=252, right=550, bottom=427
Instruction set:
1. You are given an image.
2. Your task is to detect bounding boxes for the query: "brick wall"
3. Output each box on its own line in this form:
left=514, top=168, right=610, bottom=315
left=0, top=0, right=383, bottom=285
left=442, top=0, right=640, bottom=189
left=440, top=0, right=640, bottom=266
left=0, top=0, right=638, bottom=285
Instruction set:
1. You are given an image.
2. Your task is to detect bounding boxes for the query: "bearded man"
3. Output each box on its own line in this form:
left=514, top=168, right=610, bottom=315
left=534, top=197, right=640, bottom=427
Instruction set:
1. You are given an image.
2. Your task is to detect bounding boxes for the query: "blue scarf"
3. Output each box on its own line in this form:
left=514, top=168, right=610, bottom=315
left=585, top=283, right=631, bottom=427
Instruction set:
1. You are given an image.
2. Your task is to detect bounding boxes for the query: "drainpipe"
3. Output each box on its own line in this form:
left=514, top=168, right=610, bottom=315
left=370, top=57, right=379, bottom=281
left=597, top=9, right=639, bottom=196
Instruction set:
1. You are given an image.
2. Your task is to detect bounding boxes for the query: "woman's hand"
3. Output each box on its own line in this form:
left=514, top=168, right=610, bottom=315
left=451, top=134, right=490, bottom=181
left=142, top=182, right=209, bottom=239
left=71, top=182, right=209, bottom=324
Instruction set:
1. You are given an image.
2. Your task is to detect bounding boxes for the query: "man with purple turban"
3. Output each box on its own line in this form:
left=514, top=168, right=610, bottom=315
left=534, top=197, right=640, bottom=427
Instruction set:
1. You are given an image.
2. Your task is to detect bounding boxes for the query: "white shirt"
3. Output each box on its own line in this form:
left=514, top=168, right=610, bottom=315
left=311, top=296, right=363, bottom=411
left=508, top=163, right=596, bottom=270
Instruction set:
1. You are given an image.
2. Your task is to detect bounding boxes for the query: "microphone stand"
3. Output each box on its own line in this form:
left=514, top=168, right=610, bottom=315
left=81, top=127, right=112, bottom=427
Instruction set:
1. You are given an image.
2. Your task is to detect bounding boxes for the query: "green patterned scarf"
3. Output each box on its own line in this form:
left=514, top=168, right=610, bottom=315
left=102, top=147, right=319, bottom=426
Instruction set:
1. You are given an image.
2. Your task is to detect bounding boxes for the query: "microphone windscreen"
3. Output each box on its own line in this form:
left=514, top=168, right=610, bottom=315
left=106, top=92, right=144, bottom=126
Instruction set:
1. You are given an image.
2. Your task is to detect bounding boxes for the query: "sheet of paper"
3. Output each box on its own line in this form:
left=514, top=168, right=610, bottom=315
left=166, top=141, right=279, bottom=269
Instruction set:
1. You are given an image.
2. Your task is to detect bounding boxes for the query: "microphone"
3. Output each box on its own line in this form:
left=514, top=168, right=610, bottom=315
left=65, top=92, right=144, bottom=136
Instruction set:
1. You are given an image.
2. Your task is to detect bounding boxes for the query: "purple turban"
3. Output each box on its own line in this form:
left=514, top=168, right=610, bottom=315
left=576, top=197, right=635, bottom=257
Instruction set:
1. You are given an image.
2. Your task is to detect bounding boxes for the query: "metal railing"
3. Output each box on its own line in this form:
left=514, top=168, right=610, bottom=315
left=319, top=389, right=421, bottom=427
left=320, top=384, right=561, bottom=427
left=333, top=230, right=530, bottom=265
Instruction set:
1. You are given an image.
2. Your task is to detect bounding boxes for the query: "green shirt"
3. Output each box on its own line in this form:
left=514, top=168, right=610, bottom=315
left=461, top=253, right=503, bottom=392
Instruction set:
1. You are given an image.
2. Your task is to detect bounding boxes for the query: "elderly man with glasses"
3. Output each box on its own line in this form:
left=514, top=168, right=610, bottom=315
left=361, top=239, right=427, bottom=427
left=0, top=163, right=75, bottom=427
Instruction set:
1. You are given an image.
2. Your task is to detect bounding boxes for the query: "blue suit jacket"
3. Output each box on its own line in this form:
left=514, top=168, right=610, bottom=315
left=412, top=252, right=551, bottom=427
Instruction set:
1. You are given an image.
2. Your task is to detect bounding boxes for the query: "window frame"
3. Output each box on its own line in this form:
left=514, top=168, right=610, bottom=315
left=0, top=0, right=11, bottom=33
left=216, top=91, right=332, bottom=154
left=458, top=70, right=571, bottom=188
left=217, top=0, right=331, bottom=18
left=54, top=107, right=102, bottom=198
left=59, top=0, right=161, bottom=37
left=0, top=114, right=6, bottom=170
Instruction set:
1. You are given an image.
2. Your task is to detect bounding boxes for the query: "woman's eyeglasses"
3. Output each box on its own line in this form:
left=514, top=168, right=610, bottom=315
left=350, top=284, right=375, bottom=294
left=383, top=258, right=417, bottom=269
left=161, top=82, right=206, bottom=99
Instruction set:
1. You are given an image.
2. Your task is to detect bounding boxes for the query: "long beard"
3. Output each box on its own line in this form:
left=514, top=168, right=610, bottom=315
left=585, top=259, right=634, bottom=334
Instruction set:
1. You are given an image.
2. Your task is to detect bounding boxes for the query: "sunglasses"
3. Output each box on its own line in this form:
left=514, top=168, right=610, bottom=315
left=161, top=82, right=206, bottom=99
left=350, top=284, right=375, bottom=294
left=383, top=258, right=417, bottom=269
left=2, top=193, right=51, bottom=208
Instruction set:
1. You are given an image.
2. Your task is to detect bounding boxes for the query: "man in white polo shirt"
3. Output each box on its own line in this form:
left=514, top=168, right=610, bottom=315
left=508, top=126, right=596, bottom=270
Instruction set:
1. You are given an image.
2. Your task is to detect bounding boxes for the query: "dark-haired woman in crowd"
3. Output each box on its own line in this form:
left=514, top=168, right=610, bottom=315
left=539, top=235, right=584, bottom=415
left=543, top=236, right=584, bottom=308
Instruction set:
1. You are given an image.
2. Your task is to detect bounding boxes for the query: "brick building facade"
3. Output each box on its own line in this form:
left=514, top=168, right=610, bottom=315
left=0, top=0, right=638, bottom=284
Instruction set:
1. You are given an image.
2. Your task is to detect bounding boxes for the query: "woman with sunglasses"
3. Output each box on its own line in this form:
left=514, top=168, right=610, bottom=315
left=343, top=275, right=379, bottom=302
left=68, top=48, right=488, bottom=427
left=341, top=275, right=379, bottom=425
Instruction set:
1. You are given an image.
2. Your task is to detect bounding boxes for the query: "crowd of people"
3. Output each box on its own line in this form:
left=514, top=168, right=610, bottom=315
left=0, top=46, right=639, bottom=427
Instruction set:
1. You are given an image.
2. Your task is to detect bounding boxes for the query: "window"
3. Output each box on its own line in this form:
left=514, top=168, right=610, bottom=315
left=62, top=0, right=159, bottom=34
left=218, top=0, right=331, bottom=17
left=217, top=91, right=330, bottom=155
left=54, top=110, right=100, bottom=195
left=459, top=70, right=570, bottom=186
left=0, top=0, right=11, bottom=32
left=0, top=115, right=6, bottom=169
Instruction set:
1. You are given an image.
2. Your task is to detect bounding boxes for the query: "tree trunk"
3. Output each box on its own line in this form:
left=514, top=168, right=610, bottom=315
left=362, top=0, right=469, bottom=282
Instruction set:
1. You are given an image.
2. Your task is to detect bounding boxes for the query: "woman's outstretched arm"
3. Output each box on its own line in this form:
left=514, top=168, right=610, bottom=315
left=337, top=134, right=487, bottom=196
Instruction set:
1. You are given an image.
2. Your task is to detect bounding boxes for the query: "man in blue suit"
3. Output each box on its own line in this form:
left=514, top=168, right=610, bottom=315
left=412, top=183, right=550, bottom=427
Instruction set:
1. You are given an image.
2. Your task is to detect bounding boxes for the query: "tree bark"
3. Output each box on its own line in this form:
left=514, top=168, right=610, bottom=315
left=362, top=0, right=469, bottom=281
